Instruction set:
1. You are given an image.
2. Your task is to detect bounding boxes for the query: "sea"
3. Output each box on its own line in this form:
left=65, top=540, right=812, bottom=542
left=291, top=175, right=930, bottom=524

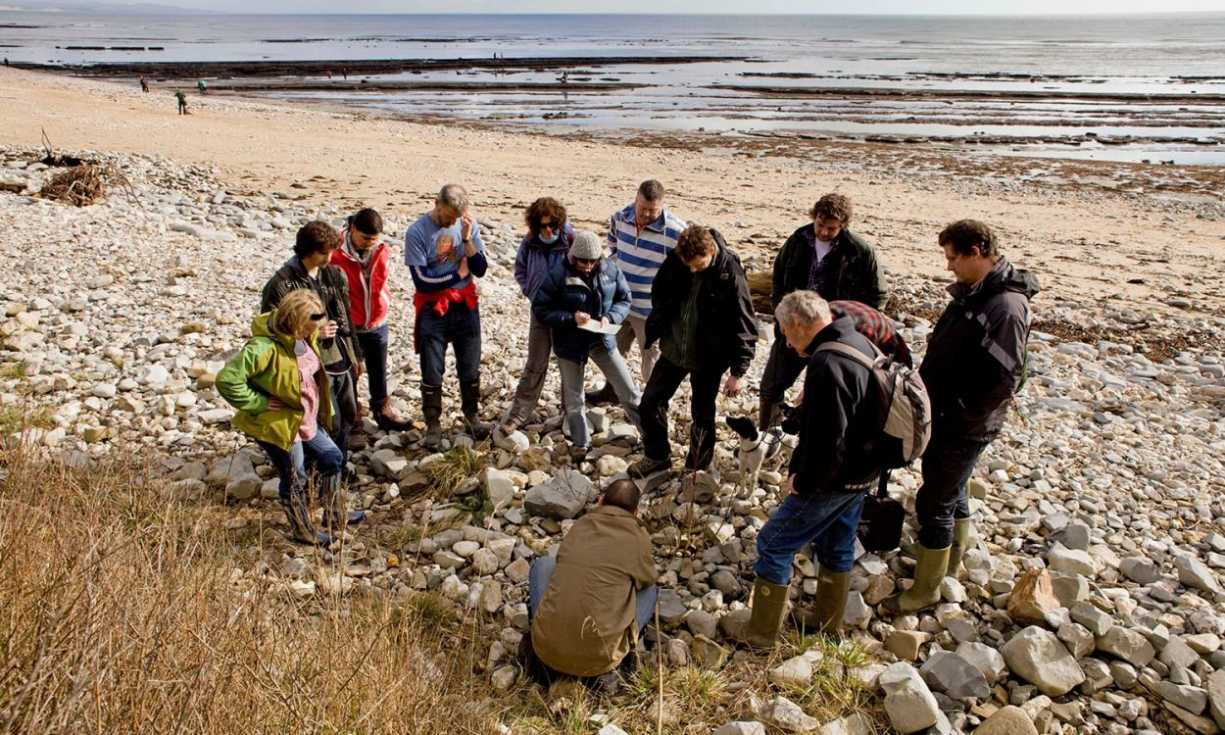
left=3, top=12, right=1224, bottom=164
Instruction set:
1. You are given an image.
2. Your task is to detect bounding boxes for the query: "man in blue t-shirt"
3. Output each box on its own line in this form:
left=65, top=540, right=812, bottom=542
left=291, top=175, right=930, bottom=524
left=404, top=184, right=491, bottom=447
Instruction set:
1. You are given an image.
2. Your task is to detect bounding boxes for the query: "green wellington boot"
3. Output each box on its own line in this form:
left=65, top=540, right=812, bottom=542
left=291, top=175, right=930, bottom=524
left=892, top=544, right=951, bottom=614
left=794, top=569, right=851, bottom=638
left=947, top=519, right=973, bottom=578
left=730, top=577, right=790, bottom=650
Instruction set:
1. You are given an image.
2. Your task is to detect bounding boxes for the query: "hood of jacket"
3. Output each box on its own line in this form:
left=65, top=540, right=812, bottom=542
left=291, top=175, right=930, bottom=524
left=951, top=257, right=1040, bottom=303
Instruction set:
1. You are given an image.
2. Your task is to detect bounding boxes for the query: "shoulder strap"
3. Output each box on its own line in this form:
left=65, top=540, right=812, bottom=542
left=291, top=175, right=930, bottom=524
left=816, top=340, right=882, bottom=367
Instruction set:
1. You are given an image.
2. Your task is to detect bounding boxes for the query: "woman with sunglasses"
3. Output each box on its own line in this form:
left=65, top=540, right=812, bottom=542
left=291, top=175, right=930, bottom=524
left=504, top=197, right=574, bottom=431
left=216, top=289, right=347, bottom=546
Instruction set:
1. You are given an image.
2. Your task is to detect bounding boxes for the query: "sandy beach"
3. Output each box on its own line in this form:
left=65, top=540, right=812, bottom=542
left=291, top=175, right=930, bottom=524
left=2, top=66, right=1223, bottom=324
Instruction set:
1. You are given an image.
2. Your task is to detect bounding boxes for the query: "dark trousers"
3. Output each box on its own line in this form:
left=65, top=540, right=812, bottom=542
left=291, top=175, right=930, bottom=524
left=357, top=324, right=390, bottom=412
left=329, top=371, right=358, bottom=459
left=760, top=336, right=808, bottom=403
left=640, top=356, right=725, bottom=471
left=418, top=305, right=481, bottom=388
left=914, top=431, right=989, bottom=549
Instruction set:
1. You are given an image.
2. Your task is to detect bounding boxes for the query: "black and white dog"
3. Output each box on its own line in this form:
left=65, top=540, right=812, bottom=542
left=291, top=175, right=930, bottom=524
left=725, top=415, right=788, bottom=494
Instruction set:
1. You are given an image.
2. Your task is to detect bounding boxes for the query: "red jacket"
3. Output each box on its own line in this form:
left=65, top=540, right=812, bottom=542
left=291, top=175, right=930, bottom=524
left=329, top=227, right=390, bottom=330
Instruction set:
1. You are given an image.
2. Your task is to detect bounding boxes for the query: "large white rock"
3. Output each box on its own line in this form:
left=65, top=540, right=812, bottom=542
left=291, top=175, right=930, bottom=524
left=1000, top=626, right=1086, bottom=696
left=879, top=662, right=940, bottom=733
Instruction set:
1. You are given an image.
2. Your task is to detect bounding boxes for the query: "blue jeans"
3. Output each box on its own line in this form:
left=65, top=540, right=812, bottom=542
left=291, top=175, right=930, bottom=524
left=915, top=432, right=989, bottom=549
left=528, top=556, right=658, bottom=634
left=256, top=427, right=345, bottom=500
left=557, top=341, right=641, bottom=449
left=755, top=490, right=867, bottom=584
left=417, top=305, right=481, bottom=388
left=357, top=324, right=390, bottom=412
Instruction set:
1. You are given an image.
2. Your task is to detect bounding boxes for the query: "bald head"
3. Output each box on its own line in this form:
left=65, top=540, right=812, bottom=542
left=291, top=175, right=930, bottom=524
left=601, top=479, right=641, bottom=514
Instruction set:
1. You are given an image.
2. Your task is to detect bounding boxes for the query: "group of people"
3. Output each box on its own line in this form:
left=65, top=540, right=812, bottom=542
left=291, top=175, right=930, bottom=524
left=214, top=179, right=1039, bottom=691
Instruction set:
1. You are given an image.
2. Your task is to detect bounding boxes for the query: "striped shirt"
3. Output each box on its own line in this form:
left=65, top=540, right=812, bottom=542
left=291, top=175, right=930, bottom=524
left=606, top=203, right=687, bottom=317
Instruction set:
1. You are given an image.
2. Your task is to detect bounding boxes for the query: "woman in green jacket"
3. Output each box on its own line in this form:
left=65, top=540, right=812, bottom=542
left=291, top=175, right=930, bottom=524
left=216, top=289, right=356, bottom=545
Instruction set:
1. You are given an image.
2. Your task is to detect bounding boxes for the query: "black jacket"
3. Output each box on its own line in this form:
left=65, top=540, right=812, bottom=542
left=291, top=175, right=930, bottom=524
left=532, top=258, right=632, bottom=363
left=644, top=230, right=758, bottom=378
left=772, top=225, right=888, bottom=314
left=920, top=257, right=1040, bottom=441
left=789, top=316, right=884, bottom=496
left=259, top=256, right=363, bottom=364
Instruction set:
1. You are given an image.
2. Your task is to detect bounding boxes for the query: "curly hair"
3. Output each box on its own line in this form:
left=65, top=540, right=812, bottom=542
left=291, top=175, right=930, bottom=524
left=675, top=224, right=717, bottom=262
left=524, top=197, right=567, bottom=236
left=939, top=219, right=998, bottom=257
left=293, top=220, right=339, bottom=259
left=809, top=193, right=853, bottom=225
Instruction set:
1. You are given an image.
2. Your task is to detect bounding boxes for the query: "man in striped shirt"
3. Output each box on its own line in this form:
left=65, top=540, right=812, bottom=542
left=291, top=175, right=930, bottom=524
left=587, top=179, right=687, bottom=406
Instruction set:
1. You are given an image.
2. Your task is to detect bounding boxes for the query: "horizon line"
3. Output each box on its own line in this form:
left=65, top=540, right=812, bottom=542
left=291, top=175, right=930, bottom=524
left=7, top=8, right=1225, bottom=16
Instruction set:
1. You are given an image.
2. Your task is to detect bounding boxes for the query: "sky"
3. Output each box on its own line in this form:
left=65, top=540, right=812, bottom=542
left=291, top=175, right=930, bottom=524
left=9, top=0, right=1225, bottom=13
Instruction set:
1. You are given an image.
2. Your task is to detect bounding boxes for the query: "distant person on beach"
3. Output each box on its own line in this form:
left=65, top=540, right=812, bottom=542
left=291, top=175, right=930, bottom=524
left=329, top=208, right=413, bottom=432
left=503, top=196, right=573, bottom=431
left=404, top=184, right=493, bottom=447
left=532, top=230, right=641, bottom=460
left=888, top=220, right=1038, bottom=614
left=215, top=289, right=342, bottom=546
left=261, top=222, right=367, bottom=515
left=523, top=479, right=657, bottom=694
left=758, top=193, right=888, bottom=431
left=139, top=75, right=148, bottom=93
left=341, top=67, right=348, bottom=80
left=197, top=79, right=207, bottom=95
left=175, top=90, right=187, bottom=115
left=586, top=179, right=687, bottom=406
left=628, top=224, right=757, bottom=479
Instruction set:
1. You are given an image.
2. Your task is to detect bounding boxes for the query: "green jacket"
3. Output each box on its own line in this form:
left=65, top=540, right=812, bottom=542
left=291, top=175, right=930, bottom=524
left=215, top=311, right=334, bottom=451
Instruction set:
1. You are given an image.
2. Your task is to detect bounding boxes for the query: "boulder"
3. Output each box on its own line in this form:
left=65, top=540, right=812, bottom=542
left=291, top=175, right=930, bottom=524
left=1007, top=569, right=1061, bottom=625
left=523, top=469, right=596, bottom=519
left=972, top=706, right=1039, bottom=735
left=1000, top=626, right=1085, bottom=696
left=879, top=662, right=940, bottom=733
left=920, top=650, right=990, bottom=700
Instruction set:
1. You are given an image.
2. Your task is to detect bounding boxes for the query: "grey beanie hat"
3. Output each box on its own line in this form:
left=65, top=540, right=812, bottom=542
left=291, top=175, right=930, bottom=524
left=569, top=230, right=603, bottom=260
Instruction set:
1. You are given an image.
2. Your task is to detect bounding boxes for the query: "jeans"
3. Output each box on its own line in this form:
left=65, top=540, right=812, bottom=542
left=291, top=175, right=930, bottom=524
left=557, top=341, right=641, bottom=448
left=329, top=370, right=357, bottom=459
left=615, top=313, right=659, bottom=383
left=417, top=304, right=481, bottom=388
left=508, top=313, right=554, bottom=423
left=755, top=490, right=866, bottom=584
left=760, top=336, right=809, bottom=403
left=915, top=432, right=990, bottom=549
left=528, top=555, right=658, bottom=634
left=356, top=324, right=390, bottom=412
left=639, top=356, right=725, bottom=471
left=256, top=427, right=345, bottom=500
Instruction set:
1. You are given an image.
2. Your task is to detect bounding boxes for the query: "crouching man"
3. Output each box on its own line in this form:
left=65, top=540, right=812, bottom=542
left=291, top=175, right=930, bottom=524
left=727, top=291, right=883, bottom=648
left=525, top=479, right=658, bottom=694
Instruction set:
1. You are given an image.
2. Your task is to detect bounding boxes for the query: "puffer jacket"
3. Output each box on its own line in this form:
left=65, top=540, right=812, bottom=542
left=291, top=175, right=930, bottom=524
left=645, top=230, right=758, bottom=378
left=215, top=310, right=335, bottom=451
left=514, top=225, right=575, bottom=300
left=532, top=257, right=632, bottom=362
left=920, top=256, right=1040, bottom=441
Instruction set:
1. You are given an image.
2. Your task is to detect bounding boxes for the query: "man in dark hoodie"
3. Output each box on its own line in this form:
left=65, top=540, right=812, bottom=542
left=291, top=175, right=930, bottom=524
left=628, top=224, right=758, bottom=478
left=892, top=219, right=1039, bottom=613
left=759, top=193, right=888, bottom=430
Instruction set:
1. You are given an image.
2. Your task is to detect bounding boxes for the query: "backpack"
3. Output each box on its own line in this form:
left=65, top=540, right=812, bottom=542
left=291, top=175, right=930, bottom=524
left=816, top=340, right=931, bottom=469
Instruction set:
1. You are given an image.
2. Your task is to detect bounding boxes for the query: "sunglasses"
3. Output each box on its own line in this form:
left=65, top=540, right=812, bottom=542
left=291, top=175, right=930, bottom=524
left=309, top=312, right=327, bottom=321
left=574, top=257, right=599, bottom=266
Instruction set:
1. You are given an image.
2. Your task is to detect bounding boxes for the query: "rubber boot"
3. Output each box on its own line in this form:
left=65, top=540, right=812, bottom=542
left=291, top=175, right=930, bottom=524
left=280, top=477, right=331, bottom=546
left=460, top=379, right=493, bottom=440
left=421, top=384, right=443, bottom=449
left=585, top=383, right=616, bottom=407
left=320, top=474, right=365, bottom=535
left=947, top=519, right=973, bottom=578
left=794, top=569, right=850, bottom=638
left=758, top=397, right=781, bottom=431
left=730, top=577, right=790, bottom=650
left=893, top=544, right=951, bottom=614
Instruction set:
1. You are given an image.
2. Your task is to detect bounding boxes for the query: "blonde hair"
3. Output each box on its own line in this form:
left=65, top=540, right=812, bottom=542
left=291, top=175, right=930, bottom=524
left=272, top=289, right=324, bottom=339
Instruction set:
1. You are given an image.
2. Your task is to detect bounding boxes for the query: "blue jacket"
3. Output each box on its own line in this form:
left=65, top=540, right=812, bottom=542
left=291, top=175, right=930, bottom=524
left=532, top=258, right=631, bottom=362
left=514, top=225, right=574, bottom=300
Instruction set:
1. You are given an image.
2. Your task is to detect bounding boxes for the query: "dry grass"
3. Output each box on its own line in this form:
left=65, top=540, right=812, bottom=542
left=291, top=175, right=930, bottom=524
left=0, top=446, right=504, bottom=735
left=0, top=404, right=55, bottom=437
left=422, top=445, right=487, bottom=500
left=37, top=163, right=113, bottom=206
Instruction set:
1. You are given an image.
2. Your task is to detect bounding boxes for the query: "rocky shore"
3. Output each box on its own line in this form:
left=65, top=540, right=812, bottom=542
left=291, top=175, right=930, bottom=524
left=3, top=144, right=1225, bottom=734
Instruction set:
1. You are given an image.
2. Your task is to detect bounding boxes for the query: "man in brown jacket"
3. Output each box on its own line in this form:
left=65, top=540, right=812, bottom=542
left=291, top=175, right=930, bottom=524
left=527, top=480, right=657, bottom=692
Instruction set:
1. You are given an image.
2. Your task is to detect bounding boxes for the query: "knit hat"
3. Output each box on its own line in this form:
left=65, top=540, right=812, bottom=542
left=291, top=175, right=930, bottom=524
left=569, top=230, right=603, bottom=261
